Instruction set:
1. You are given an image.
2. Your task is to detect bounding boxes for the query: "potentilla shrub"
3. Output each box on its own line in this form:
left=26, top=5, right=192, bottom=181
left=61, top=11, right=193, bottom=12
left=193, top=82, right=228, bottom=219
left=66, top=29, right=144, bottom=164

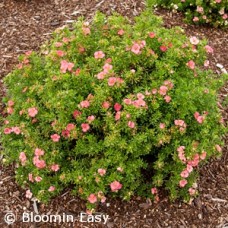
left=1, top=10, right=227, bottom=210
left=150, top=0, right=228, bottom=27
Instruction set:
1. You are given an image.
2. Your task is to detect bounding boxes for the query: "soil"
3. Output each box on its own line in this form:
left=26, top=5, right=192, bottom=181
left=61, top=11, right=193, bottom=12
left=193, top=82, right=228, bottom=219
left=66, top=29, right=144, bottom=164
left=0, top=1, right=227, bottom=227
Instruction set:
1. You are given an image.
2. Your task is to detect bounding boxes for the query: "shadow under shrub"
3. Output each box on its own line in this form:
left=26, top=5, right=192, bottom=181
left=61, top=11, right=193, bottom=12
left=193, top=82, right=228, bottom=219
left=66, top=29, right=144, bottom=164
left=1, top=10, right=227, bottom=210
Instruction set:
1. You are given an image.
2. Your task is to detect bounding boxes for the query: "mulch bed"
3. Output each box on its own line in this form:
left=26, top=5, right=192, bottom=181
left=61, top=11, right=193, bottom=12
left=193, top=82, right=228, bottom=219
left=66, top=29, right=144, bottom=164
left=0, top=0, right=227, bottom=227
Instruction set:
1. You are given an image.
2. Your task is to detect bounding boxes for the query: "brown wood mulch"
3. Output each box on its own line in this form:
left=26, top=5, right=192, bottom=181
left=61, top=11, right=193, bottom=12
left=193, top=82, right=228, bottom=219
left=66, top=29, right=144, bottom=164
left=0, top=0, right=227, bottom=227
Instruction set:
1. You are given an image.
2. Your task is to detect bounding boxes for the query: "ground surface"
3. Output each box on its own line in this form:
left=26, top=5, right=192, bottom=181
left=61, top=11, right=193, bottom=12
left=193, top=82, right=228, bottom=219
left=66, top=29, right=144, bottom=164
left=0, top=0, right=227, bottom=227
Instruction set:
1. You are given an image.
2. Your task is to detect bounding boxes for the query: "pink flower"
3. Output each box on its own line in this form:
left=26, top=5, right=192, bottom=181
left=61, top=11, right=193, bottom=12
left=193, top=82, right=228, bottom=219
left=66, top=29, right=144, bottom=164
left=164, top=80, right=174, bottom=89
left=108, top=77, right=117, bottom=86
left=8, top=100, right=14, bottom=107
left=11, top=127, right=21, bottom=135
left=62, top=130, right=70, bottom=138
left=4, top=120, right=9, bottom=125
left=149, top=32, right=156, bottom=38
left=194, top=112, right=205, bottom=124
left=28, top=107, right=38, bottom=117
left=205, top=45, right=213, bottom=53
left=188, top=187, right=196, bottom=195
left=102, top=101, right=110, bottom=109
left=115, top=111, right=121, bottom=121
left=159, top=86, right=168, bottom=95
left=56, top=50, right=65, bottom=57
left=215, top=144, right=222, bottom=152
left=200, top=151, right=207, bottom=160
left=193, top=17, right=199, bottom=22
left=196, top=6, right=204, bottom=14
left=204, top=60, right=209, bottom=67
left=4, top=128, right=12, bottom=134
left=128, top=121, right=135, bottom=128
left=117, top=167, right=123, bottom=172
left=137, top=93, right=145, bottom=100
left=123, top=98, right=132, bottom=105
left=82, top=27, right=91, bottom=35
left=60, top=60, right=74, bottom=73
left=103, top=63, right=113, bottom=73
left=131, top=43, right=141, bottom=54
left=187, top=60, right=195, bottom=69
left=151, top=187, right=158, bottom=195
left=25, top=189, right=33, bottom=199
left=87, top=115, right=95, bottom=123
left=188, top=157, right=199, bottom=167
left=223, top=14, right=228, bottom=20
left=180, top=170, right=189, bottom=178
left=81, top=123, right=90, bottom=132
left=160, top=45, right=167, bottom=52
left=88, top=194, right=97, bottom=204
left=186, top=164, right=193, bottom=173
left=51, top=164, right=60, bottom=172
left=80, top=100, right=90, bottom=108
left=190, top=36, right=199, bottom=45
left=101, top=196, right=106, bottom=203
left=215, top=0, right=221, bottom=3
left=55, top=42, right=63, bottom=47
left=28, top=173, right=34, bottom=182
left=35, top=159, right=46, bottom=169
left=175, top=120, right=185, bottom=127
left=179, top=179, right=188, bottom=188
left=19, top=152, right=27, bottom=165
left=164, top=95, right=171, bottom=103
left=110, top=181, right=122, bottom=192
left=140, top=40, right=146, bottom=48
left=66, top=123, right=75, bottom=131
left=48, top=186, right=55, bottom=192
left=35, top=148, right=45, bottom=156
left=94, top=51, right=105, bottom=59
left=114, top=103, right=122, bottom=111
left=98, top=168, right=106, bottom=176
left=73, top=110, right=82, bottom=119
left=51, top=134, right=60, bottom=142
left=35, top=176, right=42, bottom=182
left=159, top=123, right=166, bottom=129
left=118, top=29, right=124, bottom=35
left=62, top=37, right=69, bottom=43
left=7, top=107, right=14, bottom=114
left=152, top=89, right=157, bottom=94
left=96, top=71, right=106, bottom=80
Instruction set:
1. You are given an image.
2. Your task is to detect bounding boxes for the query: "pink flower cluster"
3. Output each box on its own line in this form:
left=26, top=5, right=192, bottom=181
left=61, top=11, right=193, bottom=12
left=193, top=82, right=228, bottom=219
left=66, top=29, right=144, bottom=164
left=194, top=112, right=207, bottom=124
left=60, top=60, right=74, bottom=73
left=151, top=187, right=159, bottom=202
left=96, top=63, right=113, bottom=80
left=33, top=148, right=46, bottom=169
left=177, top=146, right=207, bottom=189
left=174, top=119, right=187, bottom=132
left=28, top=173, right=42, bottom=183
left=4, top=126, right=21, bottom=135
left=108, top=77, right=124, bottom=87
left=131, top=40, right=146, bottom=55
left=19, top=152, right=27, bottom=166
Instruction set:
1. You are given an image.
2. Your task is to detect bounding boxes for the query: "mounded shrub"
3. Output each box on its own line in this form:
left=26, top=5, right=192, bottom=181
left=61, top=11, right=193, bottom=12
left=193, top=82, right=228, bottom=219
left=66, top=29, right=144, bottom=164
left=148, top=0, right=228, bottom=27
left=1, top=10, right=227, bottom=210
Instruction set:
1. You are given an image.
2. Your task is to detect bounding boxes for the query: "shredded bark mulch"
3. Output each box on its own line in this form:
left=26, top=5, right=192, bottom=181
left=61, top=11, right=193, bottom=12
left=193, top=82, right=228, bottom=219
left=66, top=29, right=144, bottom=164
left=0, top=1, right=227, bottom=227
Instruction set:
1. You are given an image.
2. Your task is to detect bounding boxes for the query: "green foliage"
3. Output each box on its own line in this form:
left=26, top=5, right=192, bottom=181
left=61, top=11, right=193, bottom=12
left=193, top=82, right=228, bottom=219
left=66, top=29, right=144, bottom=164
left=1, top=10, right=227, bottom=210
left=150, top=0, right=228, bottom=27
